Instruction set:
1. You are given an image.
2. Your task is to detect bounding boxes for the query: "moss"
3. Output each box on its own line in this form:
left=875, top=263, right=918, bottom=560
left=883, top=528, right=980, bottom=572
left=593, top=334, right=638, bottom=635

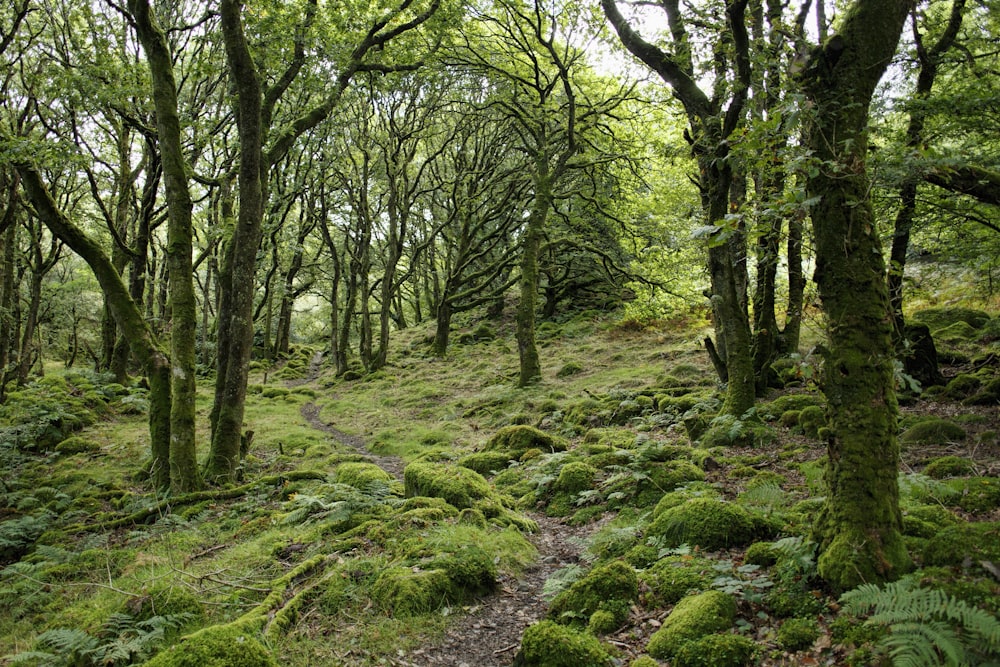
left=607, top=460, right=707, bottom=509
left=588, top=609, right=618, bottom=635
left=485, top=425, right=567, bottom=457
left=946, top=477, right=1000, bottom=513
left=941, top=374, right=982, bottom=399
left=130, top=583, right=205, bottom=628
left=934, top=321, right=980, bottom=344
left=912, top=307, right=991, bottom=331
left=403, top=461, right=492, bottom=509
left=924, top=522, right=1000, bottom=568
left=779, top=410, right=802, bottom=428
left=630, top=657, right=659, bottom=667
left=424, top=545, right=499, bottom=599
left=650, top=483, right=722, bottom=519
left=747, top=470, right=786, bottom=490
left=143, top=625, right=278, bottom=667
left=583, top=427, right=635, bottom=448
left=914, top=567, right=1000, bottom=615
left=457, top=508, right=487, bottom=527
left=516, top=620, right=614, bottom=667
left=554, top=461, right=599, bottom=494
left=557, top=362, right=584, bottom=378
left=900, top=418, right=966, bottom=445
left=54, top=436, right=102, bottom=455
left=261, top=387, right=290, bottom=399
left=923, top=455, right=975, bottom=479
left=964, top=377, right=1000, bottom=406
left=399, top=496, right=460, bottom=515
left=646, top=591, right=737, bottom=660
left=458, top=451, right=516, bottom=476
left=777, top=617, right=821, bottom=651
left=759, top=393, right=824, bottom=421
left=639, top=556, right=714, bottom=608
left=334, top=462, right=394, bottom=489
left=548, top=560, right=639, bottom=629
left=744, top=541, right=780, bottom=567
left=647, top=498, right=759, bottom=551
left=901, top=503, right=960, bottom=538
left=671, top=632, right=758, bottom=667
left=797, top=406, right=827, bottom=439
left=371, top=566, right=453, bottom=616
left=700, top=414, right=775, bottom=449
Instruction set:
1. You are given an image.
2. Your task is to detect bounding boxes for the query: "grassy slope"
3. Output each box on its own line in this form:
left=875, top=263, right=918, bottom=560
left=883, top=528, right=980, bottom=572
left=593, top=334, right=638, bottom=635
left=1, top=306, right=998, bottom=666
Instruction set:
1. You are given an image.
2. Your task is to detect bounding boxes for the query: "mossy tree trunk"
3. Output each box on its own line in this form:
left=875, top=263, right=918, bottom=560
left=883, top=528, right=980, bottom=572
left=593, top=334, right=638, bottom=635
left=130, top=0, right=201, bottom=492
left=516, top=162, right=550, bottom=387
left=13, top=160, right=174, bottom=489
left=603, top=0, right=755, bottom=417
left=801, top=0, right=913, bottom=591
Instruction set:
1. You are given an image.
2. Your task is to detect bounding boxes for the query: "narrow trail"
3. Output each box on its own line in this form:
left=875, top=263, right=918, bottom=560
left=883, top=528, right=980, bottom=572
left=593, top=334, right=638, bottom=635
left=291, top=361, right=596, bottom=666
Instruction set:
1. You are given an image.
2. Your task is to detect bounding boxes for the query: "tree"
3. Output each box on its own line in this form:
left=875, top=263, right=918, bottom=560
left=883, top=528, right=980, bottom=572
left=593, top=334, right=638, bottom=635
left=799, top=0, right=913, bottom=591
left=603, top=0, right=756, bottom=415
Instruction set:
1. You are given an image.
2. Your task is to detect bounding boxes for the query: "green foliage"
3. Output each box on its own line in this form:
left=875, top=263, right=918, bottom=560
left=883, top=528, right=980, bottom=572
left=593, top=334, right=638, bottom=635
left=5, top=612, right=195, bottom=667
left=946, top=477, right=1000, bottom=514
left=280, top=481, right=392, bottom=528
left=841, top=577, right=1000, bottom=667
left=0, top=511, right=54, bottom=562
left=640, top=556, right=714, bottom=608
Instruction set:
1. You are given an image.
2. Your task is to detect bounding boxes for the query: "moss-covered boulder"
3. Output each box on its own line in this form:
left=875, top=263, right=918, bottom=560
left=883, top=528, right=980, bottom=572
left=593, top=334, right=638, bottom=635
left=548, top=560, right=638, bottom=630
left=671, top=632, right=758, bottom=667
left=646, top=591, right=737, bottom=660
left=942, top=374, right=982, bottom=399
left=923, top=455, right=975, bottom=479
left=485, top=425, right=567, bottom=458
left=516, top=620, right=614, bottom=667
left=700, top=414, right=775, bottom=449
left=964, top=377, right=1000, bottom=406
left=901, top=503, right=960, bottom=539
left=912, top=307, right=992, bottom=332
left=776, top=618, right=821, bottom=652
left=946, top=477, right=1000, bottom=513
left=554, top=461, right=599, bottom=494
left=647, top=498, right=759, bottom=551
left=371, top=566, right=453, bottom=616
left=650, top=483, right=722, bottom=519
left=605, top=460, right=707, bottom=509
left=759, top=393, right=824, bottom=421
left=797, top=406, right=827, bottom=439
left=934, top=321, right=980, bottom=344
left=403, top=461, right=491, bottom=509
left=333, top=462, right=394, bottom=489
left=458, top=451, right=517, bottom=476
left=743, top=541, right=780, bottom=567
left=143, top=625, right=278, bottom=667
left=923, top=522, right=1000, bottom=567
left=54, top=436, right=102, bottom=455
left=900, top=418, right=966, bottom=445
left=639, top=555, right=714, bottom=608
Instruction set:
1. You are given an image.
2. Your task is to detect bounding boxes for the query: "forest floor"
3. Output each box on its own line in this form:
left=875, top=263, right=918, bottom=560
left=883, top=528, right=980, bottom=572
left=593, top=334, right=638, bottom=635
left=1, top=302, right=999, bottom=666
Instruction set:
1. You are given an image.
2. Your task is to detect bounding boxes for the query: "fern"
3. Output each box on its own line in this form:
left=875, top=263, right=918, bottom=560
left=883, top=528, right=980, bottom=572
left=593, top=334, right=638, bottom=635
left=842, top=578, right=1000, bottom=667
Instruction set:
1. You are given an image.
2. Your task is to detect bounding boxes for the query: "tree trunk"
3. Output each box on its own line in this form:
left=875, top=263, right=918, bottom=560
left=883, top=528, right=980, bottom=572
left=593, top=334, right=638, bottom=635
left=209, top=0, right=267, bottom=484
left=782, top=210, right=805, bottom=353
left=130, top=0, right=201, bottom=492
left=433, top=298, right=453, bottom=357
left=516, top=167, right=549, bottom=387
left=802, top=0, right=912, bottom=591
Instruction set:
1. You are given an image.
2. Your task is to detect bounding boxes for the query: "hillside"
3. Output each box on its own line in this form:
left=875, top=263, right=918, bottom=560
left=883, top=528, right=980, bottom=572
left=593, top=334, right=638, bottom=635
left=1, top=305, right=999, bottom=667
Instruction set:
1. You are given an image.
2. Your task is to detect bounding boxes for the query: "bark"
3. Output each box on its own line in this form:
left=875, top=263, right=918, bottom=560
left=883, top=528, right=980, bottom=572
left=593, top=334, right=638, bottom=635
left=782, top=210, right=806, bottom=353
left=210, top=0, right=266, bottom=483
left=924, top=164, right=1000, bottom=207
left=516, top=161, right=550, bottom=387
left=13, top=160, right=173, bottom=489
left=130, top=0, right=201, bottom=492
left=888, top=0, right=966, bottom=338
left=801, top=0, right=913, bottom=591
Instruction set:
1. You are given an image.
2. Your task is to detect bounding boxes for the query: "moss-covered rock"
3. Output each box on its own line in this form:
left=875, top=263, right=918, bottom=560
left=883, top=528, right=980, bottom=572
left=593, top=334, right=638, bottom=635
left=946, top=477, right=1000, bottom=513
left=54, top=436, right=102, bottom=455
left=700, top=414, right=775, bottom=449
left=923, top=455, right=975, bottom=479
left=557, top=362, right=584, bottom=378
left=371, top=566, right=453, bottom=616
left=776, top=617, right=821, bottom=651
left=963, top=377, right=1000, bottom=406
left=923, top=522, right=1000, bottom=567
left=743, top=541, right=780, bottom=567
left=934, top=321, right=980, bottom=344
left=639, top=555, right=714, bottom=608
left=605, top=460, right=707, bottom=509
left=759, top=394, right=824, bottom=421
left=629, top=657, right=659, bottom=667
left=548, top=560, right=639, bottom=630
left=797, top=406, right=827, bottom=439
left=129, top=583, right=206, bottom=628
left=485, top=425, right=567, bottom=458
left=912, top=307, right=992, bottom=332
left=142, top=625, right=278, bottom=667
left=458, top=451, right=517, bottom=476
left=647, top=498, right=758, bottom=551
left=403, top=461, right=491, bottom=509
left=333, top=462, right=394, bottom=489
left=587, top=609, right=618, bottom=635
left=900, top=418, right=966, bottom=445
left=901, top=503, right=960, bottom=538
left=942, top=373, right=982, bottom=399
left=671, top=632, right=758, bottom=667
left=554, top=461, right=599, bottom=494
left=516, top=620, right=614, bottom=667
left=646, top=591, right=737, bottom=660
left=650, top=483, right=722, bottom=519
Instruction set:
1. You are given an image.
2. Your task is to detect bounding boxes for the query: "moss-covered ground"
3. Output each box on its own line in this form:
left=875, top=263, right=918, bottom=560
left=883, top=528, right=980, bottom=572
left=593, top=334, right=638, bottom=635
left=1, top=306, right=998, bottom=666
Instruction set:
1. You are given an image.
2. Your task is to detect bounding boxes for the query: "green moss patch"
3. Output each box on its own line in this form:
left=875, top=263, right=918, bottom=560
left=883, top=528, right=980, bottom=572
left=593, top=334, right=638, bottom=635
left=923, top=522, right=1000, bottom=568
left=646, top=590, right=737, bottom=660
left=457, top=451, right=516, bottom=476
left=671, top=632, right=758, bottom=667
left=647, top=498, right=760, bottom=551
left=776, top=617, right=821, bottom=651
left=900, top=418, right=967, bottom=445
left=54, top=436, right=102, bottom=455
left=548, top=560, right=639, bottom=630
left=403, top=461, right=491, bottom=509
left=333, top=462, right=395, bottom=489
left=759, top=393, right=824, bottom=421
left=639, top=555, right=715, bottom=608
left=516, top=620, right=614, bottom=667
left=923, top=455, right=975, bottom=479
left=946, top=477, right=1000, bottom=513
left=912, top=307, right=992, bottom=332
left=485, top=425, right=567, bottom=458
left=143, top=625, right=278, bottom=667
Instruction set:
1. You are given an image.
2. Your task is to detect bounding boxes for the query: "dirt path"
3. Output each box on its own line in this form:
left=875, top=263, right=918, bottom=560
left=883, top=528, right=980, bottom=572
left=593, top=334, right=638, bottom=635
left=297, top=391, right=594, bottom=666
